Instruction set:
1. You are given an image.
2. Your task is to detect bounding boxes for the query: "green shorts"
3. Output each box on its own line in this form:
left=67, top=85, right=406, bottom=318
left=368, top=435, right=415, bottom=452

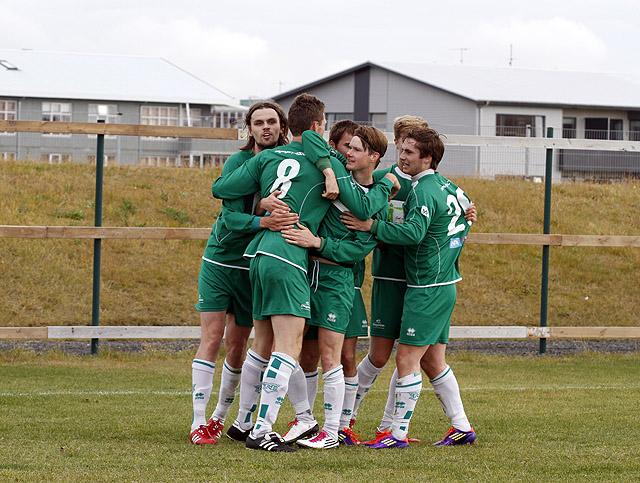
left=398, top=284, right=457, bottom=346
left=195, top=259, right=253, bottom=327
left=307, top=262, right=354, bottom=334
left=345, top=288, right=369, bottom=338
left=250, top=254, right=311, bottom=320
left=370, top=278, right=407, bottom=339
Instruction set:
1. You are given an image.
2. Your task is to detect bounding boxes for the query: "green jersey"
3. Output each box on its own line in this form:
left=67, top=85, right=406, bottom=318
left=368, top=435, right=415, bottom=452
left=371, top=164, right=414, bottom=281
left=211, top=141, right=393, bottom=273
left=202, top=150, right=261, bottom=269
left=371, top=169, right=472, bottom=288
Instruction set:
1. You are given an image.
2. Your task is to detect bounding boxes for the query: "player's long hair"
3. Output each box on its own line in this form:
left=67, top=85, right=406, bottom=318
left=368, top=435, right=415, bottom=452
left=240, top=101, right=289, bottom=151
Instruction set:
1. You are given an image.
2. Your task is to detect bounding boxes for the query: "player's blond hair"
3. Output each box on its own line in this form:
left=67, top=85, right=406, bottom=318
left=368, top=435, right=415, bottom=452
left=393, top=115, right=429, bottom=142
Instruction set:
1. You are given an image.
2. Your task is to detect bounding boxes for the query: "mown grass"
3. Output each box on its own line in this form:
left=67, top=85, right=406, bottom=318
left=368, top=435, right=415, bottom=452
left=1, top=350, right=639, bottom=481
left=1, top=161, right=639, bottom=327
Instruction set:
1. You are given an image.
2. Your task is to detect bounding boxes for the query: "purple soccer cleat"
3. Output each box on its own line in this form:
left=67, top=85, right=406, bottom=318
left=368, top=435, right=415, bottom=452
left=368, top=434, right=409, bottom=449
left=433, top=427, right=476, bottom=446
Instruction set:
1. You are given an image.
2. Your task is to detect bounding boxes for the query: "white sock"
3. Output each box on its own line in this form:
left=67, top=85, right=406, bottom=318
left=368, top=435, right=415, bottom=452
left=340, top=375, right=359, bottom=429
left=252, top=352, right=296, bottom=438
left=211, top=360, right=242, bottom=422
left=391, top=372, right=422, bottom=440
left=379, top=367, right=398, bottom=431
left=304, top=368, right=319, bottom=411
left=287, top=363, right=315, bottom=423
left=236, top=349, right=268, bottom=431
left=321, top=365, right=345, bottom=440
left=352, top=354, right=384, bottom=419
left=430, top=365, right=471, bottom=432
left=191, top=359, right=215, bottom=431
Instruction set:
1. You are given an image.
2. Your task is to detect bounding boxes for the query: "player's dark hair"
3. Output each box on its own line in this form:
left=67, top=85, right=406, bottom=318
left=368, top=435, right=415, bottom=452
left=405, top=127, right=446, bottom=169
left=288, top=93, right=325, bottom=136
left=329, top=119, right=360, bottom=146
left=353, top=125, right=388, bottom=168
left=240, top=101, right=289, bottom=151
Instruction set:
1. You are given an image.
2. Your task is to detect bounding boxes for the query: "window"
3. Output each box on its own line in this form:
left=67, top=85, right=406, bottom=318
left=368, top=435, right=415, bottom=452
left=41, top=153, right=71, bottom=164
left=496, top=114, right=542, bottom=137
left=369, top=113, right=388, bottom=130
left=584, top=118, right=623, bottom=140
left=562, top=117, right=577, bottom=139
left=87, top=155, right=116, bottom=166
left=88, top=104, right=119, bottom=139
left=0, top=60, right=18, bottom=70
left=42, top=102, right=72, bottom=137
left=0, top=100, right=17, bottom=135
left=139, top=156, right=178, bottom=167
left=630, top=120, right=640, bottom=142
left=0, top=152, right=16, bottom=161
left=610, top=119, right=623, bottom=141
left=203, top=154, right=229, bottom=167
left=326, top=113, right=354, bottom=130
left=141, top=106, right=178, bottom=140
left=180, top=107, right=202, bottom=127
left=212, top=110, right=244, bottom=128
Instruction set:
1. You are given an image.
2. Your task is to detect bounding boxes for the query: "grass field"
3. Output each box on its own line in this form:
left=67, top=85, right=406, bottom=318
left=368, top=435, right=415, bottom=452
left=1, top=161, right=639, bottom=328
left=1, top=349, right=639, bottom=482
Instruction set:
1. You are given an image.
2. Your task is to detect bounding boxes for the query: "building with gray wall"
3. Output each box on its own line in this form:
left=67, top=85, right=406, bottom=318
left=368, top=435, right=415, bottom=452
left=0, top=50, right=245, bottom=167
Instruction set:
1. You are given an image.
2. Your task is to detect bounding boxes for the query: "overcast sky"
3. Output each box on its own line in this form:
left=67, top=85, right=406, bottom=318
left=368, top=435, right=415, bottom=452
left=3, top=0, right=639, bottom=103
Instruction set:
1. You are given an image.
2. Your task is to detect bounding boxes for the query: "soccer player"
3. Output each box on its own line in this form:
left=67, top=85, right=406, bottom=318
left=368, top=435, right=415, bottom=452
left=343, top=126, right=476, bottom=448
left=211, top=93, right=399, bottom=452
left=283, top=119, right=361, bottom=441
left=343, top=116, right=476, bottom=443
left=281, top=125, right=389, bottom=449
left=189, top=101, right=298, bottom=445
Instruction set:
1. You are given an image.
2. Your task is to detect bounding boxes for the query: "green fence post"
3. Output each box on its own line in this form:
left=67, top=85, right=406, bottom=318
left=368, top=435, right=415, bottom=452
left=91, top=120, right=105, bottom=355
left=540, top=127, right=554, bottom=354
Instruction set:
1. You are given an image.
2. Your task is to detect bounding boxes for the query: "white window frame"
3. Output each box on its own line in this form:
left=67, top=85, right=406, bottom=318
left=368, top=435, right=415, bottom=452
left=141, top=105, right=178, bottom=140
left=88, top=104, right=119, bottom=139
left=42, top=102, right=72, bottom=137
left=0, top=100, right=17, bottom=136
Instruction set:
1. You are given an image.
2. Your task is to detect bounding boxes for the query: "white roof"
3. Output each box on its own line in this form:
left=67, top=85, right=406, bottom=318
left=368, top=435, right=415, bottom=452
left=0, top=49, right=241, bottom=107
left=376, top=61, right=640, bottom=109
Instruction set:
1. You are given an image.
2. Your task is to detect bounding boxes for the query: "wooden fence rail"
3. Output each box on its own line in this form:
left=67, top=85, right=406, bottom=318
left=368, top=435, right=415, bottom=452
left=1, top=225, right=639, bottom=247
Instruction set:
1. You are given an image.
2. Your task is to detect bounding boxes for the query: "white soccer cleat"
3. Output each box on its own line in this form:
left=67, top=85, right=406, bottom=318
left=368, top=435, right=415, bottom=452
left=296, top=430, right=339, bottom=449
left=282, top=418, right=319, bottom=444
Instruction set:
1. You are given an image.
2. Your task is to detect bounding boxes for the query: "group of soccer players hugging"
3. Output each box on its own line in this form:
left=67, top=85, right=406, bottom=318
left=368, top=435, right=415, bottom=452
left=189, top=93, right=478, bottom=452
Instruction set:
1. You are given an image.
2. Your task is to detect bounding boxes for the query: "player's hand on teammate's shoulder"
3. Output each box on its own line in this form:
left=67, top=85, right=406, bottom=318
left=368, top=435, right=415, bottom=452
left=321, top=168, right=340, bottom=200
left=281, top=222, right=321, bottom=248
left=257, top=190, right=291, bottom=214
left=340, top=212, right=373, bottom=232
left=383, top=173, right=401, bottom=199
left=464, top=203, right=477, bottom=225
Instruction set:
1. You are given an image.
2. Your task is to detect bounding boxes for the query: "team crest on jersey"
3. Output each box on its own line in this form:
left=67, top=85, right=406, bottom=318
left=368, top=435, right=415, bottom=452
left=420, top=206, right=430, bottom=217
left=263, top=383, right=280, bottom=394
left=327, top=313, right=337, bottom=323
left=440, top=181, right=451, bottom=191
left=407, top=327, right=416, bottom=337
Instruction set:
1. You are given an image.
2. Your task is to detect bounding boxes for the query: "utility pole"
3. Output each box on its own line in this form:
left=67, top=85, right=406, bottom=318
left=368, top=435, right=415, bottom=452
left=509, top=44, right=514, bottom=67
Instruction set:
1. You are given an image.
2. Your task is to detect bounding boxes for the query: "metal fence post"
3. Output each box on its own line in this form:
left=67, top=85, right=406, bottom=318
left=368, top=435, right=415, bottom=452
left=91, top=120, right=105, bottom=354
left=540, top=127, right=554, bottom=354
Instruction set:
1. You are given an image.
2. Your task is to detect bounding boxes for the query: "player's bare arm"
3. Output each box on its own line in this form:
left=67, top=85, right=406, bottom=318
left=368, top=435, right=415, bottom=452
left=321, top=167, right=340, bottom=200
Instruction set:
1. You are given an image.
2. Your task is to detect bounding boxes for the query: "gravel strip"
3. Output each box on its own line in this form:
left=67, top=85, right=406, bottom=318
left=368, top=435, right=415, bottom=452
left=1, top=339, right=638, bottom=357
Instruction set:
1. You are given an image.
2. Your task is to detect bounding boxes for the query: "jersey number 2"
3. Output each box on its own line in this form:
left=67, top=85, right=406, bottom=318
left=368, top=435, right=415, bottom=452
left=270, top=159, right=300, bottom=199
left=446, top=188, right=470, bottom=236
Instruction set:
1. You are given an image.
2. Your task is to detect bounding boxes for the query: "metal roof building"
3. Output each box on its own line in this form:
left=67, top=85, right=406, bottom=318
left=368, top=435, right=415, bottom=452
left=0, top=50, right=245, bottom=166
left=273, top=61, right=640, bottom=178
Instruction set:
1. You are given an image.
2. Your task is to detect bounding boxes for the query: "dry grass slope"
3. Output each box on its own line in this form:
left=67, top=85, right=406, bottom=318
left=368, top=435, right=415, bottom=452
left=1, top=161, right=639, bottom=328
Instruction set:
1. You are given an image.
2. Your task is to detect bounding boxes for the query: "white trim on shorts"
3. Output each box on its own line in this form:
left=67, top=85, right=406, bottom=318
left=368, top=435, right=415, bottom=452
left=372, top=276, right=407, bottom=283
left=244, top=251, right=307, bottom=274
left=201, top=256, right=250, bottom=271
left=406, top=278, right=461, bottom=289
